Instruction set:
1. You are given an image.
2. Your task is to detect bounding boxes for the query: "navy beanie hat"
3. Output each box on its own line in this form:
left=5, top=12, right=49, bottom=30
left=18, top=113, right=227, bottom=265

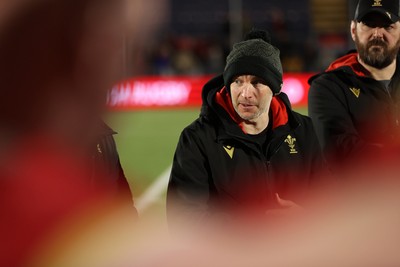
left=223, top=29, right=283, bottom=95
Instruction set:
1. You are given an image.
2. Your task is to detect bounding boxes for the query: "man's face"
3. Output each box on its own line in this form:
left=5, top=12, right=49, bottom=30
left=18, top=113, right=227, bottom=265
left=351, top=13, right=400, bottom=69
left=230, top=75, right=273, bottom=123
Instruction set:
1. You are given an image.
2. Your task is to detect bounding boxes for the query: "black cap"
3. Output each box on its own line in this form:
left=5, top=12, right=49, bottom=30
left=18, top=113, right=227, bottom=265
left=354, top=0, right=400, bottom=23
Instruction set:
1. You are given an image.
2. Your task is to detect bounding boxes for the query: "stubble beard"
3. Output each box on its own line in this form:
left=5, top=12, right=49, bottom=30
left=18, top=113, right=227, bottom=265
left=234, top=103, right=266, bottom=122
left=355, top=34, right=400, bottom=69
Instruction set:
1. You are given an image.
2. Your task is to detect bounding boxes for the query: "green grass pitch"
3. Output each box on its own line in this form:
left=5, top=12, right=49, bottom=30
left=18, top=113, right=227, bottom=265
left=106, top=107, right=307, bottom=209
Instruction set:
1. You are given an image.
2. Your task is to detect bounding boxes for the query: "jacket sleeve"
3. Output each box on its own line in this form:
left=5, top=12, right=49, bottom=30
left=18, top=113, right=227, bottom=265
left=305, top=116, right=326, bottom=177
left=97, top=134, right=137, bottom=216
left=308, top=75, right=380, bottom=164
left=290, top=114, right=330, bottom=201
left=305, top=116, right=332, bottom=188
left=167, top=126, right=213, bottom=230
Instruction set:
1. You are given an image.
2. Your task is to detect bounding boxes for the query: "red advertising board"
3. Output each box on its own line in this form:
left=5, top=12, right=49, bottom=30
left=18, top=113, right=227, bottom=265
left=107, top=73, right=314, bottom=110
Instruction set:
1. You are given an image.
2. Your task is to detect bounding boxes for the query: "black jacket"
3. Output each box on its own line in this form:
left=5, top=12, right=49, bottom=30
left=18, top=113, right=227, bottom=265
left=167, top=75, right=323, bottom=225
left=308, top=52, right=400, bottom=165
left=93, top=121, right=135, bottom=210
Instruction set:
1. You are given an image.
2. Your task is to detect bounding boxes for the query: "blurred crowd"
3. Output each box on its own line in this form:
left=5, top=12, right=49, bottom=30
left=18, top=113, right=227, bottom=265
left=147, top=33, right=321, bottom=76
left=140, top=0, right=347, bottom=76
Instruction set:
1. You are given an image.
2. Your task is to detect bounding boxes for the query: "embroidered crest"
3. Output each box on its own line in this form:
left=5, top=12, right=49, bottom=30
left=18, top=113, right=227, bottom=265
left=284, top=135, right=298, bottom=154
left=372, top=0, right=382, bottom=7
left=97, top=143, right=102, bottom=154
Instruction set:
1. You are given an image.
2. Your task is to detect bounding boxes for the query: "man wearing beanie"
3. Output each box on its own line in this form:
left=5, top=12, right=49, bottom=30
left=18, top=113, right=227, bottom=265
left=167, top=29, right=324, bottom=231
left=308, top=0, right=400, bottom=168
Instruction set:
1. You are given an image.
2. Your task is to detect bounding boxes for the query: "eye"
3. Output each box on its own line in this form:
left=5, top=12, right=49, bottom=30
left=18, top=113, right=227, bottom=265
left=251, top=79, right=266, bottom=87
left=360, top=21, right=373, bottom=30
left=385, top=24, right=395, bottom=31
left=234, top=78, right=243, bottom=85
left=360, top=20, right=396, bottom=31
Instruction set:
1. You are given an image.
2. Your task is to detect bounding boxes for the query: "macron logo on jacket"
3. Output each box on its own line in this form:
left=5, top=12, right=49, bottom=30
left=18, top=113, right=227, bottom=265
left=349, top=87, right=361, bottom=98
left=223, top=145, right=235, bottom=159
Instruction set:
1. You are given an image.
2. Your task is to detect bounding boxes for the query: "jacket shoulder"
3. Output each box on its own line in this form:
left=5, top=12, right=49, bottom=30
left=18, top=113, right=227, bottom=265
left=308, top=69, right=361, bottom=102
left=309, top=71, right=344, bottom=86
left=179, top=116, right=216, bottom=142
left=290, top=112, right=321, bottom=150
left=291, top=111, right=314, bottom=128
left=309, top=64, right=366, bottom=90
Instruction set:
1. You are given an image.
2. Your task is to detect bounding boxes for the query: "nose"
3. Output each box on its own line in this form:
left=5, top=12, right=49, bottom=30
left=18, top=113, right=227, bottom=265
left=241, top=83, right=253, bottom=99
left=372, top=27, right=384, bottom=38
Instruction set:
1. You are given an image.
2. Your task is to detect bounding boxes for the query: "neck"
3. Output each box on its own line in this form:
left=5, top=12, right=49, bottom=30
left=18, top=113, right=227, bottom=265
left=358, top=56, right=396, bottom=80
left=240, top=112, right=269, bottom=135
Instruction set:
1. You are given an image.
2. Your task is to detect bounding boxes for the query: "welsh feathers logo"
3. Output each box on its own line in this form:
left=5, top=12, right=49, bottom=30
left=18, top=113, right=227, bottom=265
left=372, top=0, right=382, bottom=7
left=97, top=143, right=102, bottom=154
left=284, top=135, right=298, bottom=154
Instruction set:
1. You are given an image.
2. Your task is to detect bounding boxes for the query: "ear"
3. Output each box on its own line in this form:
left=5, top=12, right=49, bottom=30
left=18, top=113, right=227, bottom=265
left=350, top=20, right=357, bottom=41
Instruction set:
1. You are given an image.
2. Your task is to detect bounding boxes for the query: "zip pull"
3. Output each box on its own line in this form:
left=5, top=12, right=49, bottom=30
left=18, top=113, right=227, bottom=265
left=266, top=161, right=271, bottom=170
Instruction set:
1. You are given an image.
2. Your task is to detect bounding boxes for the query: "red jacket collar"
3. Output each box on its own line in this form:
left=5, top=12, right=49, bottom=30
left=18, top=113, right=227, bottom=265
left=326, top=52, right=370, bottom=77
left=215, top=87, right=288, bottom=133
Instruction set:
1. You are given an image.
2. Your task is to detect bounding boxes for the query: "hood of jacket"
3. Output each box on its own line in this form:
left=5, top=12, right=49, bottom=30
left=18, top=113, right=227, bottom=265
left=200, top=74, right=297, bottom=138
left=98, top=120, right=117, bottom=136
left=308, top=52, right=371, bottom=84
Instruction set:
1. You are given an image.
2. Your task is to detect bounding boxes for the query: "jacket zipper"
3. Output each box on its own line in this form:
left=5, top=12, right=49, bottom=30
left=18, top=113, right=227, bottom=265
left=263, top=158, right=273, bottom=206
left=263, top=136, right=287, bottom=203
left=265, top=161, right=271, bottom=177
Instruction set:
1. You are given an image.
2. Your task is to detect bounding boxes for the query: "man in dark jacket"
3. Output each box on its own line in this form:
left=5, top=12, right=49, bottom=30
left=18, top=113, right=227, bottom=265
left=93, top=121, right=135, bottom=207
left=167, top=30, right=323, bottom=229
left=308, top=0, right=400, bottom=167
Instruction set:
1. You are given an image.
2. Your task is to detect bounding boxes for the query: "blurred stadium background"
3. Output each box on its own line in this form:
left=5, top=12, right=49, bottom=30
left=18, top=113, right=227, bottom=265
left=109, top=0, right=358, bottom=216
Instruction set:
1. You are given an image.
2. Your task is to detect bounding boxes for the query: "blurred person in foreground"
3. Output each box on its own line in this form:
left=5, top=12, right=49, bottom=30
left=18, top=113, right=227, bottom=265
left=167, top=29, right=325, bottom=232
left=7, top=10, right=400, bottom=266
left=0, top=0, right=137, bottom=266
left=308, top=0, right=400, bottom=169
left=135, top=164, right=400, bottom=267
